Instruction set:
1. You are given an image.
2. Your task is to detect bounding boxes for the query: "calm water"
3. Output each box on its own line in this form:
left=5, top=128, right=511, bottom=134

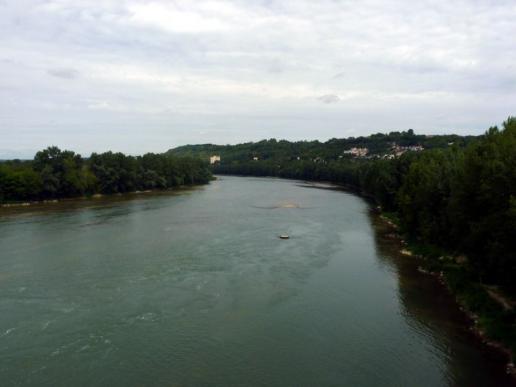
left=0, top=176, right=513, bottom=387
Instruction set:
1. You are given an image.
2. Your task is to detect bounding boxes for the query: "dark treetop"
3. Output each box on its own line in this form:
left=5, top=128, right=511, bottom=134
left=0, top=149, right=212, bottom=202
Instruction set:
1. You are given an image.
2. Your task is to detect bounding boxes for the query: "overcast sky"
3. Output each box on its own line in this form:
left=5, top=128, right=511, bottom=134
left=1, top=0, right=515, bottom=158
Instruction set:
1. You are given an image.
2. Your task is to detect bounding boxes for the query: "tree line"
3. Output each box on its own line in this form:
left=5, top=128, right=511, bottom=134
left=168, top=130, right=477, bottom=162
left=0, top=147, right=212, bottom=202
left=212, top=119, right=516, bottom=294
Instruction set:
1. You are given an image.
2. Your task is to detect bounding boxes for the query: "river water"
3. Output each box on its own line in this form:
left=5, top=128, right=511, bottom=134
left=0, top=176, right=513, bottom=386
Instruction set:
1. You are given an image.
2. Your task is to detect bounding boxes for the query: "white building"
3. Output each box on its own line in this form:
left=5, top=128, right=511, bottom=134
left=343, top=147, right=369, bottom=157
left=390, top=144, right=424, bottom=157
left=209, top=155, right=221, bottom=164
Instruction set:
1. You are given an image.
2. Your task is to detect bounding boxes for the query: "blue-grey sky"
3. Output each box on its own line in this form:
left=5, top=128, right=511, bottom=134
left=1, top=0, right=515, bottom=158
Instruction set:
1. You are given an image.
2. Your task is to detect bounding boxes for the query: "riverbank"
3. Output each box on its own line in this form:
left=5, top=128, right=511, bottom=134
left=267, top=173, right=516, bottom=378
left=377, top=211, right=516, bottom=378
left=0, top=185, right=207, bottom=210
left=223, top=170, right=516, bottom=372
left=218, top=173, right=516, bottom=376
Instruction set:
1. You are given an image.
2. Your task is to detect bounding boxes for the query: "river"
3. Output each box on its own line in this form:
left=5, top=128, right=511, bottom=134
left=0, top=176, right=513, bottom=386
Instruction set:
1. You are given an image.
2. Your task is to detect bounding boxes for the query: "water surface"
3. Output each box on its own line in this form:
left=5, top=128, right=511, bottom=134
left=0, top=176, right=512, bottom=386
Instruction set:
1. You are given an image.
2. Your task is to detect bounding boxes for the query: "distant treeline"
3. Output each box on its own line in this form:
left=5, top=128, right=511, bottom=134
left=168, top=129, right=477, bottom=162
left=0, top=148, right=212, bottom=202
left=175, top=120, right=516, bottom=294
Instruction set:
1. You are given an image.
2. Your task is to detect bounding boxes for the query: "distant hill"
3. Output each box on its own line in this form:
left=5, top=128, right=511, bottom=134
left=167, top=131, right=479, bottom=163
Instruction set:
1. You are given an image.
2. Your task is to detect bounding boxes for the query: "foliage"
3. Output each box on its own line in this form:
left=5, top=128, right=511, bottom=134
left=0, top=148, right=212, bottom=202
left=0, top=161, right=42, bottom=201
left=168, top=130, right=476, bottom=163
left=449, top=118, right=516, bottom=291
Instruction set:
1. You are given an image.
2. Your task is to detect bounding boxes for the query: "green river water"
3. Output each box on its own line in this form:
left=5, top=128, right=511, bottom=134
left=0, top=176, right=513, bottom=386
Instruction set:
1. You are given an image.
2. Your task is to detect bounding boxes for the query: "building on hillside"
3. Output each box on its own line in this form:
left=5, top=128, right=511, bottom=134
left=252, top=156, right=259, bottom=161
left=390, top=144, right=424, bottom=157
left=342, top=147, right=369, bottom=157
left=209, top=155, right=221, bottom=164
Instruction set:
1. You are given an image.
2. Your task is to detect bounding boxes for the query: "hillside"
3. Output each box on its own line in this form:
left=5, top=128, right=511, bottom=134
left=167, top=131, right=478, bottom=163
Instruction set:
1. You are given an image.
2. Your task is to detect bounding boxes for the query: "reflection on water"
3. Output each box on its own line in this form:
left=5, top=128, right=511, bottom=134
left=0, top=176, right=513, bottom=387
left=372, top=215, right=514, bottom=387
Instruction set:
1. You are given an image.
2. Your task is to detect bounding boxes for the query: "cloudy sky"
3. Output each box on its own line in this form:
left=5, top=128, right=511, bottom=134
left=1, top=0, right=515, bottom=158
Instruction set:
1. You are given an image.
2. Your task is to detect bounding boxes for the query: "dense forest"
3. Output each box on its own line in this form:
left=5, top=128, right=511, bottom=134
left=0, top=147, right=212, bottom=202
left=170, top=120, right=515, bottom=297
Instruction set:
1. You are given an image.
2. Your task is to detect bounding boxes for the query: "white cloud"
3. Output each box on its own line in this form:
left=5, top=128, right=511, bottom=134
left=126, top=3, right=232, bottom=33
left=0, top=0, right=515, bottom=156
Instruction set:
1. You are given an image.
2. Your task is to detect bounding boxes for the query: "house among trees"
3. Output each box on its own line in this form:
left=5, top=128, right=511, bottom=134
left=209, top=155, right=221, bottom=164
left=391, top=144, right=424, bottom=157
left=343, top=147, right=369, bottom=157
